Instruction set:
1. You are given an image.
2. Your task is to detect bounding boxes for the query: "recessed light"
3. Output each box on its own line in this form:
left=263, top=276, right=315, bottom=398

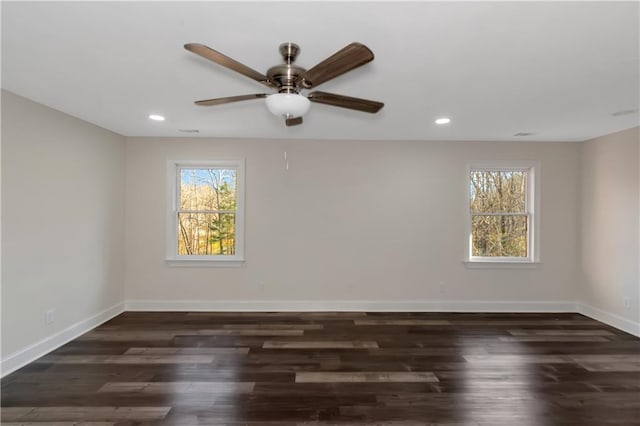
left=149, top=114, right=165, bottom=121
left=514, top=132, right=536, bottom=137
left=435, top=117, right=451, bottom=125
left=178, top=129, right=199, bottom=133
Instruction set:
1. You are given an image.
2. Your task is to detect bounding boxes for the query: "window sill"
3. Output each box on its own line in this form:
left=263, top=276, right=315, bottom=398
left=463, top=260, right=542, bottom=269
left=165, top=258, right=245, bottom=268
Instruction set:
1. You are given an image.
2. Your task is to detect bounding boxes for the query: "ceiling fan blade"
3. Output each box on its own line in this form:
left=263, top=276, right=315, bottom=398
left=308, top=91, right=384, bottom=113
left=285, top=117, right=303, bottom=126
left=185, top=43, right=276, bottom=88
left=195, top=94, right=267, bottom=106
left=297, top=43, right=374, bottom=89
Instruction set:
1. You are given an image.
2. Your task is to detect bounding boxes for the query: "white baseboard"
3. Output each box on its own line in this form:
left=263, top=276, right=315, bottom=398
left=124, top=299, right=639, bottom=336
left=577, top=303, right=640, bottom=337
left=124, top=299, right=576, bottom=313
left=1, top=302, right=125, bottom=378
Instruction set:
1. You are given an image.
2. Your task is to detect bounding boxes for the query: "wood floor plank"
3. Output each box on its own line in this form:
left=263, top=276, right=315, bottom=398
left=498, top=336, right=610, bottom=342
left=1, top=406, right=171, bottom=421
left=263, top=341, right=379, bottom=349
left=199, top=329, right=305, bottom=336
left=1, top=423, right=116, bottom=426
left=2, top=311, right=639, bottom=425
left=296, top=372, right=439, bottom=383
left=451, top=320, right=602, bottom=325
left=246, top=353, right=340, bottom=365
left=580, top=362, right=640, bottom=372
left=507, top=329, right=616, bottom=336
left=222, top=324, right=324, bottom=330
left=80, top=329, right=303, bottom=339
left=36, top=355, right=215, bottom=364
left=568, top=354, right=640, bottom=362
left=463, top=354, right=572, bottom=363
left=124, top=347, right=250, bottom=355
left=78, top=332, right=175, bottom=341
left=354, top=320, right=452, bottom=326
left=98, top=381, right=255, bottom=393
left=0, top=407, right=37, bottom=418
left=294, top=423, right=444, bottom=426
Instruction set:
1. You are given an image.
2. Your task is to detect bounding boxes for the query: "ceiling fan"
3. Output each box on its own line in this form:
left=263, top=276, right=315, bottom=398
left=184, top=42, right=384, bottom=126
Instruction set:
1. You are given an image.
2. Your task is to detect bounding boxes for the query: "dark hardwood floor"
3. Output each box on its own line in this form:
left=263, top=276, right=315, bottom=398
left=2, top=312, right=639, bottom=425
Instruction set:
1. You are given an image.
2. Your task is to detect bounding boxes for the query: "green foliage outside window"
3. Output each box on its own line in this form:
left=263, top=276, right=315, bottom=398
left=178, top=168, right=237, bottom=255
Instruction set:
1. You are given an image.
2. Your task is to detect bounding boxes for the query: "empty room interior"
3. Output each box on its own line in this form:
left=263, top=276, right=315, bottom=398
left=1, top=1, right=639, bottom=425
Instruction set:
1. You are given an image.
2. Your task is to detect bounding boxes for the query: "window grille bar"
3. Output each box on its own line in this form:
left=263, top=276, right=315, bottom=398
left=470, top=212, right=529, bottom=216
left=178, top=210, right=236, bottom=214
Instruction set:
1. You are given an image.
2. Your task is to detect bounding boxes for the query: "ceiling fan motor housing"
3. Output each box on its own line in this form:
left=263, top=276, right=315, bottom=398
left=267, top=43, right=307, bottom=93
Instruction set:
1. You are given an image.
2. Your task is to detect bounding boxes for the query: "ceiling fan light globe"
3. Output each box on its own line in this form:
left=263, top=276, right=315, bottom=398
left=265, top=93, right=310, bottom=118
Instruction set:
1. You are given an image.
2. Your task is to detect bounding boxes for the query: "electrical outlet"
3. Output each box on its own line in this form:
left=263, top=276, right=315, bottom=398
left=624, top=297, right=631, bottom=309
left=45, top=309, right=55, bottom=324
left=438, top=281, right=446, bottom=293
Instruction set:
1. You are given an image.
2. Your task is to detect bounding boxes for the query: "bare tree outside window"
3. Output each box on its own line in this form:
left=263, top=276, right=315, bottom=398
left=470, top=170, right=528, bottom=258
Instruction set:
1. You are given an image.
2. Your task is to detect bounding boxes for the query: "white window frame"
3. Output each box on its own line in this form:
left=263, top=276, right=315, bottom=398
left=465, top=160, right=540, bottom=266
left=166, top=159, right=245, bottom=267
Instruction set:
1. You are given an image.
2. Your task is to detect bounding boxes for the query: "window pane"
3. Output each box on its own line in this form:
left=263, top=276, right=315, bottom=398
left=178, top=212, right=236, bottom=255
left=472, top=215, right=528, bottom=257
left=470, top=170, right=526, bottom=213
left=180, top=168, right=237, bottom=211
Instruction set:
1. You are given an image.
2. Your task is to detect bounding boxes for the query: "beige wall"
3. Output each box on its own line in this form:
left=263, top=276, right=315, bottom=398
left=124, top=137, right=581, bottom=305
left=3, top=90, right=637, bottom=368
left=579, top=127, right=639, bottom=323
left=1, top=91, right=126, bottom=357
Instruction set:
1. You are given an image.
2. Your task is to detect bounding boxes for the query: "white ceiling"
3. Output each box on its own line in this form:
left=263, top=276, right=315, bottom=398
left=2, top=1, right=638, bottom=141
